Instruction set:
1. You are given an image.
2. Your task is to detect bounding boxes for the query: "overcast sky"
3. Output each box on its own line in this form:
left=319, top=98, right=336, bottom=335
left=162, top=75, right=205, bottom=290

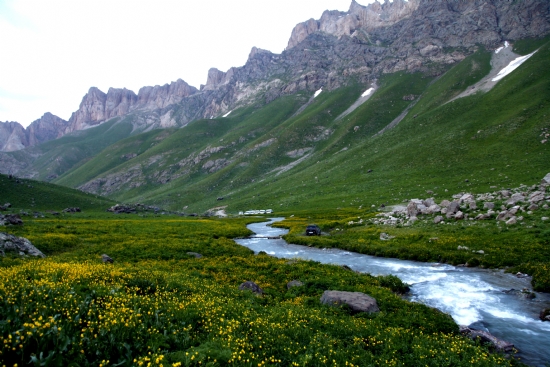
left=0, top=0, right=376, bottom=127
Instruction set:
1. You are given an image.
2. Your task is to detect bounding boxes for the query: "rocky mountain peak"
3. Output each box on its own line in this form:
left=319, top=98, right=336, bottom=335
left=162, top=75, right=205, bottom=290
left=26, top=113, right=68, bottom=146
left=286, top=0, right=420, bottom=50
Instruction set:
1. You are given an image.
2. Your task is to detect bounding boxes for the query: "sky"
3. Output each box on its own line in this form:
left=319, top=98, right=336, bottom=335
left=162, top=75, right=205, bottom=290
left=0, top=0, right=375, bottom=127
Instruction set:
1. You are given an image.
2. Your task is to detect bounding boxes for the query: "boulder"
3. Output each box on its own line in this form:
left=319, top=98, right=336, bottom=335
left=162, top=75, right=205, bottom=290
left=540, top=308, right=550, bottom=321
left=454, top=211, right=464, bottom=220
left=496, top=211, right=510, bottom=221
left=500, top=190, right=511, bottom=198
left=459, top=326, right=514, bottom=353
left=529, top=191, right=545, bottom=203
left=468, top=201, right=477, bottom=210
left=287, top=280, right=304, bottom=289
left=320, top=290, right=380, bottom=313
left=434, top=216, right=444, bottom=224
left=483, top=202, right=495, bottom=210
left=423, top=198, right=436, bottom=207
left=0, top=232, right=45, bottom=257
left=3, top=214, right=23, bottom=225
left=186, top=252, right=203, bottom=258
left=101, top=254, right=114, bottom=263
left=63, top=207, right=81, bottom=213
left=448, top=202, right=460, bottom=214
left=107, top=204, right=136, bottom=214
left=239, top=281, right=263, bottom=295
left=528, top=204, right=539, bottom=211
left=541, top=173, right=550, bottom=185
left=380, top=233, right=395, bottom=241
left=506, top=193, right=525, bottom=205
left=406, top=201, right=419, bottom=218
left=459, top=193, right=474, bottom=203
left=440, top=200, right=451, bottom=208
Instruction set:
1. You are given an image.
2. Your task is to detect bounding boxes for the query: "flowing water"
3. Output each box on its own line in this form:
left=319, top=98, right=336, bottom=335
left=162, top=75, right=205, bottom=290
left=234, top=218, right=550, bottom=367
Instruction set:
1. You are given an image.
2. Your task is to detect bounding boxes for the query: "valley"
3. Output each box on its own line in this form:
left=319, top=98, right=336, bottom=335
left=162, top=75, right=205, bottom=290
left=1, top=0, right=550, bottom=365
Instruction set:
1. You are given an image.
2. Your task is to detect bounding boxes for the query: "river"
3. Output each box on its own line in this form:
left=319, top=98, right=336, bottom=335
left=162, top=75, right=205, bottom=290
left=234, top=218, right=550, bottom=367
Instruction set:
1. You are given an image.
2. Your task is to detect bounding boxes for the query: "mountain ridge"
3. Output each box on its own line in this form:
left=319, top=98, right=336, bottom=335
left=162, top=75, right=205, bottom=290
left=2, top=0, right=548, bottom=153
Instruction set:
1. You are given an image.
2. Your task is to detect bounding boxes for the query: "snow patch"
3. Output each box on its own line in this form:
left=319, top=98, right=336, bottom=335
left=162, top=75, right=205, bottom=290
left=492, top=51, right=537, bottom=82
left=361, top=88, right=374, bottom=97
left=495, top=41, right=510, bottom=54
left=313, top=88, right=323, bottom=98
left=222, top=110, right=232, bottom=118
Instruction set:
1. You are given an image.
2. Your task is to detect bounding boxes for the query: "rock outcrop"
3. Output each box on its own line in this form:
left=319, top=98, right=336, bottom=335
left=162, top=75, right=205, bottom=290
left=65, top=79, right=198, bottom=133
left=0, top=121, right=27, bottom=152
left=0, top=232, right=45, bottom=257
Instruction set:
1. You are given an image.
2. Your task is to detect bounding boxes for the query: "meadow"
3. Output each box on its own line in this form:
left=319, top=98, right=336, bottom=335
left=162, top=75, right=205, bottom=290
left=0, top=213, right=523, bottom=366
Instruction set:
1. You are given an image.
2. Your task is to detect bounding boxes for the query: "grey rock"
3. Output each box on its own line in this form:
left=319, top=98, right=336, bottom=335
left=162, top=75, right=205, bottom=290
left=505, top=217, right=517, bottom=225
left=440, top=200, right=451, bottom=208
left=497, top=211, right=510, bottom=221
left=63, top=207, right=81, bottom=213
left=287, top=280, right=304, bottom=289
left=542, top=217, right=549, bottom=221
left=483, top=202, right=495, bottom=210
left=1, top=214, right=23, bottom=225
left=468, top=201, right=477, bottom=210
left=320, top=290, right=380, bottom=313
left=239, top=281, right=263, bottom=295
left=540, top=308, right=550, bottom=321
left=406, top=201, right=420, bottom=218
left=448, top=202, right=460, bottom=214
left=427, top=204, right=441, bottom=214
left=186, top=252, right=203, bottom=258
left=459, top=326, right=514, bottom=353
left=507, top=193, right=525, bottom=205
left=475, top=214, right=489, bottom=220
left=542, top=173, right=550, bottom=185
left=459, top=193, right=474, bottom=203
left=454, top=211, right=464, bottom=220
left=423, top=198, right=436, bottom=207
left=0, top=232, right=45, bottom=257
left=101, top=254, right=114, bottom=263
left=527, top=204, right=539, bottom=211
left=380, top=232, right=395, bottom=241
left=529, top=191, right=545, bottom=203
left=440, top=207, right=448, bottom=215
left=434, top=216, right=444, bottom=224
left=500, top=190, right=511, bottom=198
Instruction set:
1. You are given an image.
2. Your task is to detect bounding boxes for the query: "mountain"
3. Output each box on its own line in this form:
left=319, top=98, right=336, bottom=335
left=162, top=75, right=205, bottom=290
left=0, top=113, right=68, bottom=152
left=0, top=0, right=549, bottom=213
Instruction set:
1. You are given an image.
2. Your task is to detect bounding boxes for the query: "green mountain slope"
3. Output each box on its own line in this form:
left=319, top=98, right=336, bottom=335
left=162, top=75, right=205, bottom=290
left=0, top=173, right=113, bottom=211
left=7, top=39, right=550, bottom=215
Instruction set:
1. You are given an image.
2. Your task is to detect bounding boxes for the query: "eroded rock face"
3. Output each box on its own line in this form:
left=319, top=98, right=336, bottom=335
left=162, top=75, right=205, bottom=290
left=0, top=232, right=45, bottom=257
left=0, top=121, right=28, bottom=152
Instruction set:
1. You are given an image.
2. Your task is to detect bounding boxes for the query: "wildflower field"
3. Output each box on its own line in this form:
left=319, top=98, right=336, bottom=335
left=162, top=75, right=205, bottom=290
left=0, top=214, right=523, bottom=366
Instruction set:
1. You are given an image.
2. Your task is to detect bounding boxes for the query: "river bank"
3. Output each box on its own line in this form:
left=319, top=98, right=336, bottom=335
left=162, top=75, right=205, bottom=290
left=236, top=218, right=550, bottom=366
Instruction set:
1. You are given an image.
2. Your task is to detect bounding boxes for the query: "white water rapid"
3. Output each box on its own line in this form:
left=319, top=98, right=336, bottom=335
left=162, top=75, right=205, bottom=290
left=234, top=218, right=550, bottom=367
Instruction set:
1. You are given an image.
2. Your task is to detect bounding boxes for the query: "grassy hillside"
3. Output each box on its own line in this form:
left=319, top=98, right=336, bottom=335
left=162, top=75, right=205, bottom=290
left=5, top=39, right=549, bottom=218
left=0, top=173, right=113, bottom=212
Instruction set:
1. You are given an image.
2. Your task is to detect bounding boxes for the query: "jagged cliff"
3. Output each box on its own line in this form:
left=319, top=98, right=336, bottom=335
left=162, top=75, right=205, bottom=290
left=0, top=113, right=68, bottom=152
left=2, top=0, right=549, bottom=154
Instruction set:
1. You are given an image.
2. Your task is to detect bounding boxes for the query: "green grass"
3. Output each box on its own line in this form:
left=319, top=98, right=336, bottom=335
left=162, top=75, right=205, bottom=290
left=0, top=173, right=113, bottom=212
left=0, top=215, right=521, bottom=366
